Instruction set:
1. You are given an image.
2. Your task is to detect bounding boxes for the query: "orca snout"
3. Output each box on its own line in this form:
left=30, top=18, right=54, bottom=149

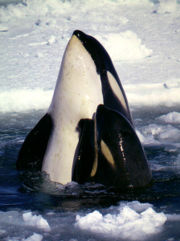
left=73, top=30, right=85, bottom=38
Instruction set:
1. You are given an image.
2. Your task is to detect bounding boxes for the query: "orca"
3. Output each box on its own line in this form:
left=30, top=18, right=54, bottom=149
left=72, top=104, right=152, bottom=188
left=17, top=30, right=152, bottom=188
left=94, top=105, right=151, bottom=188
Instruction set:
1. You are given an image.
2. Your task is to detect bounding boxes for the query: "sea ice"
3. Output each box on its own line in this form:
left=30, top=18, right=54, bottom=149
left=137, top=122, right=180, bottom=146
left=75, top=201, right=167, bottom=240
left=22, top=212, right=51, bottom=232
left=0, top=89, right=52, bottom=112
left=158, top=112, right=180, bottom=124
left=22, top=233, right=43, bottom=241
left=126, top=80, right=180, bottom=108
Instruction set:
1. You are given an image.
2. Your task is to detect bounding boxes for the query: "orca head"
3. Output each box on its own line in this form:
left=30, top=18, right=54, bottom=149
left=73, top=30, right=117, bottom=77
left=94, top=104, right=152, bottom=188
left=61, top=31, right=98, bottom=78
left=73, top=30, right=132, bottom=123
left=49, top=30, right=103, bottom=119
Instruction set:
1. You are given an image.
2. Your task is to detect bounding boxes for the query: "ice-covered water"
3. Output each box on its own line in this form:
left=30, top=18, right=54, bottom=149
left=0, top=0, right=180, bottom=240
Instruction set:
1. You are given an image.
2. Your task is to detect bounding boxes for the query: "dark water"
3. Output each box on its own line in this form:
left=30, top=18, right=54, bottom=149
left=0, top=108, right=180, bottom=240
left=0, top=0, right=22, bottom=6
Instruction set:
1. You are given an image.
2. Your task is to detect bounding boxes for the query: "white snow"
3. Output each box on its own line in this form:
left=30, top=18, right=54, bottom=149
left=126, top=79, right=180, bottom=108
left=0, top=0, right=179, bottom=113
left=158, top=112, right=180, bottom=124
left=158, top=0, right=178, bottom=13
left=0, top=89, right=52, bottom=112
left=75, top=201, right=167, bottom=240
left=1, top=79, right=180, bottom=112
left=22, top=212, right=51, bottom=232
left=95, top=31, right=153, bottom=62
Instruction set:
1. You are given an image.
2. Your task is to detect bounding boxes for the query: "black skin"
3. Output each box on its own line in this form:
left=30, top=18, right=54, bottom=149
left=16, top=114, right=53, bottom=171
left=94, top=105, right=152, bottom=188
left=72, top=119, right=95, bottom=184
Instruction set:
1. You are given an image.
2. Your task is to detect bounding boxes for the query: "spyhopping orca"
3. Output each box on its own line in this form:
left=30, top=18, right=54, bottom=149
left=16, top=30, right=152, bottom=188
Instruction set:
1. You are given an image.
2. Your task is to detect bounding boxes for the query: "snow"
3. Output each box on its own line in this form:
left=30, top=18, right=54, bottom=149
left=0, top=0, right=180, bottom=113
left=158, top=0, right=178, bottom=13
left=95, top=31, right=153, bottom=62
left=0, top=88, right=52, bottom=112
left=126, top=80, right=180, bottom=108
left=75, top=201, right=167, bottom=240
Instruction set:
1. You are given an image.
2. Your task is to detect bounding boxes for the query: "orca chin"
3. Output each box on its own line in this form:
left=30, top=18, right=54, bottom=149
left=16, top=30, right=152, bottom=189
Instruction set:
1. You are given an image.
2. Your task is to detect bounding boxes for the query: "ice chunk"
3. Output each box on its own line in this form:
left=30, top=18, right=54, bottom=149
left=136, top=129, right=159, bottom=145
left=22, top=233, right=43, bottom=241
left=126, top=79, right=180, bottom=108
left=0, top=89, right=52, bottom=112
left=121, top=201, right=153, bottom=213
left=75, top=201, right=167, bottom=240
left=158, top=112, right=180, bottom=124
left=139, top=123, right=180, bottom=145
left=23, top=212, right=51, bottom=232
